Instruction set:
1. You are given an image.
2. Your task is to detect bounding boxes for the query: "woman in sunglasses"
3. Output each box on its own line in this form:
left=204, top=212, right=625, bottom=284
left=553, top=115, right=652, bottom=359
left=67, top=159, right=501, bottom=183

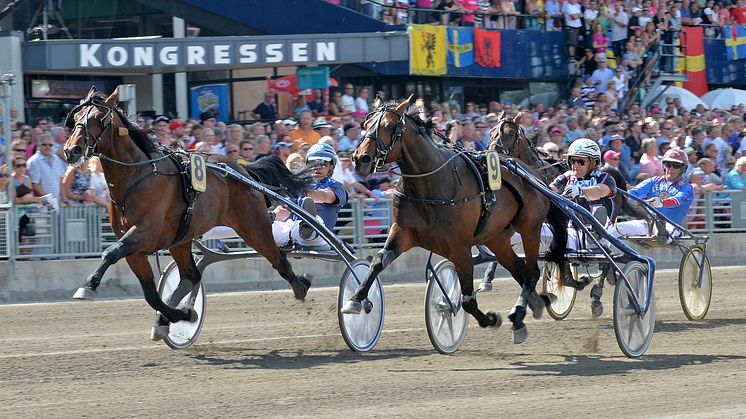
left=609, top=148, right=694, bottom=239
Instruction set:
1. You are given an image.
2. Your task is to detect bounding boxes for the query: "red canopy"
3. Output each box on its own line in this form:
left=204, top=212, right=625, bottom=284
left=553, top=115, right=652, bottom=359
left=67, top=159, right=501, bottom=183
left=267, top=74, right=338, bottom=96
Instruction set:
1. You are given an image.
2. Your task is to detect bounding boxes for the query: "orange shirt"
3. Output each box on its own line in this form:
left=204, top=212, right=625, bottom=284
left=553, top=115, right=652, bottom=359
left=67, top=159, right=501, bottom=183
left=288, top=127, right=321, bottom=146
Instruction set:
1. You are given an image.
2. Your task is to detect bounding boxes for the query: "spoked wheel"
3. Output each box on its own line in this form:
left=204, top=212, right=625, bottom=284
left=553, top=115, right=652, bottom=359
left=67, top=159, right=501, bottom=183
left=425, top=260, right=469, bottom=354
left=338, top=260, right=384, bottom=352
left=155, top=260, right=207, bottom=350
left=541, top=262, right=577, bottom=320
left=678, top=246, right=712, bottom=321
left=613, top=262, right=655, bottom=358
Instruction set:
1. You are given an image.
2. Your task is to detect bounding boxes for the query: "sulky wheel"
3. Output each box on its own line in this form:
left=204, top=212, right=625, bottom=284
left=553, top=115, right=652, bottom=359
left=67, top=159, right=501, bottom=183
left=425, top=260, right=469, bottom=354
left=338, top=260, right=384, bottom=352
left=541, top=262, right=577, bottom=320
left=155, top=260, right=207, bottom=350
left=678, top=246, right=712, bottom=321
left=613, top=261, right=655, bottom=358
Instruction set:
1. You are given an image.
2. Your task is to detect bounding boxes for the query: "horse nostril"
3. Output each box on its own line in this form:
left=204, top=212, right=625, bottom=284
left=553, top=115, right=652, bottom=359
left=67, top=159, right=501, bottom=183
left=358, top=154, right=372, bottom=165
left=73, top=145, right=82, bottom=155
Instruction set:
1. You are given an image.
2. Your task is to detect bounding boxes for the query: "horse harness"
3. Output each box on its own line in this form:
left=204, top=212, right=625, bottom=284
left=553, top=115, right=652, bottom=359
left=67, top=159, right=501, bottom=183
left=66, top=99, right=202, bottom=246
left=365, top=107, right=523, bottom=236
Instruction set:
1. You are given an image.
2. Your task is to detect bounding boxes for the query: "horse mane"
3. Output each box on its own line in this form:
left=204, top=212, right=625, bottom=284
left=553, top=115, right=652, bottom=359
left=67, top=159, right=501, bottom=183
left=246, top=155, right=314, bottom=198
left=89, top=92, right=157, bottom=155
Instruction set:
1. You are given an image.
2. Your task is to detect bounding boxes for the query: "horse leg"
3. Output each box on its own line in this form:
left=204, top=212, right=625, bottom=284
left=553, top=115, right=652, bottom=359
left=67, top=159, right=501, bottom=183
left=126, top=253, right=196, bottom=338
left=451, top=249, right=501, bottom=328
left=589, top=263, right=610, bottom=318
left=340, top=223, right=413, bottom=314
left=152, top=243, right=203, bottom=336
left=72, top=229, right=141, bottom=300
left=233, top=220, right=311, bottom=300
left=487, top=237, right=532, bottom=342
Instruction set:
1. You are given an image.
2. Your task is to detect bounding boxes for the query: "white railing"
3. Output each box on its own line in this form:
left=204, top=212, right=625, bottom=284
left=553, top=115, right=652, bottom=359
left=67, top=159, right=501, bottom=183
left=1, top=190, right=744, bottom=260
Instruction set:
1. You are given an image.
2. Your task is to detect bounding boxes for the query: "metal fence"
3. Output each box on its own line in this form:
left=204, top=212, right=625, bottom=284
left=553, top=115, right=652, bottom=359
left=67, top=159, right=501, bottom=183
left=1, top=189, right=744, bottom=260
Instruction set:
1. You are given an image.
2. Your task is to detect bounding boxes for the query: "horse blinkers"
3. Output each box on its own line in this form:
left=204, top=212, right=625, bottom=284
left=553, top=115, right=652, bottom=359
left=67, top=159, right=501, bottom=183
left=66, top=100, right=115, bottom=161
left=364, top=109, right=404, bottom=171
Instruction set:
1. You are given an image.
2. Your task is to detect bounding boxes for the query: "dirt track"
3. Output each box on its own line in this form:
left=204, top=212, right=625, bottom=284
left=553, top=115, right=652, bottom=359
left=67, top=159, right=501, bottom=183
left=2, top=266, right=746, bottom=418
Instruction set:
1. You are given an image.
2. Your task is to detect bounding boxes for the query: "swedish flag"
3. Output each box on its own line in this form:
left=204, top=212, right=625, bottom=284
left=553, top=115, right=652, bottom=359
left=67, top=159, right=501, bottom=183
left=725, top=25, right=746, bottom=61
left=447, top=27, right=474, bottom=68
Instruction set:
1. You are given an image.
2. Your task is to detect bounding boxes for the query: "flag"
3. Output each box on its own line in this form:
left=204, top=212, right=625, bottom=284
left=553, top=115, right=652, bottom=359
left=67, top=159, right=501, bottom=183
left=724, top=25, right=746, bottom=60
left=447, top=27, right=474, bottom=67
left=409, top=24, right=447, bottom=76
left=681, top=26, right=707, bottom=97
left=474, top=28, right=501, bottom=68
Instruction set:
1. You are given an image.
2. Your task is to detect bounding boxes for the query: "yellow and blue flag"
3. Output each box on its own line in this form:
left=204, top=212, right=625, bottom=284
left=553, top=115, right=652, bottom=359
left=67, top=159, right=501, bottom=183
left=447, top=27, right=474, bottom=68
left=725, top=25, right=746, bottom=61
left=409, top=24, right=447, bottom=76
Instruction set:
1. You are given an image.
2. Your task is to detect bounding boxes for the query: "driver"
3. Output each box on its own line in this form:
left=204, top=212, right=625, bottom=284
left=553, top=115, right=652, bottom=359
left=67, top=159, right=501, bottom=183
left=608, top=148, right=694, bottom=240
left=272, top=143, right=348, bottom=248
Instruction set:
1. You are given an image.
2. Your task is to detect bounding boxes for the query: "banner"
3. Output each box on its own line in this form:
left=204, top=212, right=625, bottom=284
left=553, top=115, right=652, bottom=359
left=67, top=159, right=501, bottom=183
left=725, top=25, right=746, bottom=61
left=190, top=84, right=229, bottom=121
left=475, top=28, right=501, bottom=68
left=447, top=27, right=474, bottom=68
left=267, top=73, right=337, bottom=96
left=681, top=26, right=707, bottom=97
left=297, top=66, right=331, bottom=90
left=409, top=24, right=447, bottom=75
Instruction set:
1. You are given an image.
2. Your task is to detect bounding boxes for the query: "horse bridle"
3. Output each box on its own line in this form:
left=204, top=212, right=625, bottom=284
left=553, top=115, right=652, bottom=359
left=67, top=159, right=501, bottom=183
left=65, top=98, right=116, bottom=160
left=491, top=118, right=529, bottom=156
left=362, top=106, right=405, bottom=172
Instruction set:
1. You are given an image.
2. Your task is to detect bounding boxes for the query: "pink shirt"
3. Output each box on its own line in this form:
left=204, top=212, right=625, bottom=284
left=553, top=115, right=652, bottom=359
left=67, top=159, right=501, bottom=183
left=458, top=0, right=479, bottom=23
left=639, top=154, right=663, bottom=177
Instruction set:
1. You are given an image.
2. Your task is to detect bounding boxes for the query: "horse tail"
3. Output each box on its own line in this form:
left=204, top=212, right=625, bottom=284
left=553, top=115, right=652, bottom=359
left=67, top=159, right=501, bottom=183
left=545, top=201, right=568, bottom=285
left=247, top=156, right=314, bottom=198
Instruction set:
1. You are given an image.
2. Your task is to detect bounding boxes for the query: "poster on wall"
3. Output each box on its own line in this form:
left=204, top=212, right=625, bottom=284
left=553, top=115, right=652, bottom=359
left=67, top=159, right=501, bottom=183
left=190, top=84, right=229, bottom=121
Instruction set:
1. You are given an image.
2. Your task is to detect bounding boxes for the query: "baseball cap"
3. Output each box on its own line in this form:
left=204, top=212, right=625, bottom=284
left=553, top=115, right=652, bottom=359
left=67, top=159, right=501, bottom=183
left=169, top=120, right=186, bottom=131
left=154, top=115, right=170, bottom=124
left=610, top=134, right=624, bottom=142
left=312, top=118, right=333, bottom=129
left=603, top=150, right=621, bottom=161
left=199, top=111, right=215, bottom=122
left=272, top=142, right=292, bottom=153
left=282, top=119, right=297, bottom=126
left=632, top=6, right=642, bottom=12
left=683, top=146, right=697, bottom=155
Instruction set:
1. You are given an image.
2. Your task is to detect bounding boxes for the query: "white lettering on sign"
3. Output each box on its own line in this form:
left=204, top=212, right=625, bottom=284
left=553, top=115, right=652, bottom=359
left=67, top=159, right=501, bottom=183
left=107, top=47, right=128, bottom=66
left=265, top=44, right=283, bottom=63
left=292, top=43, right=308, bottom=62
left=187, top=46, right=206, bottom=65
left=133, top=46, right=153, bottom=66
left=75, top=40, right=338, bottom=68
left=160, top=46, right=179, bottom=65
left=317, top=42, right=336, bottom=61
left=213, top=45, right=230, bottom=64
left=80, top=44, right=102, bottom=67
left=238, top=44, right=258, bottom=63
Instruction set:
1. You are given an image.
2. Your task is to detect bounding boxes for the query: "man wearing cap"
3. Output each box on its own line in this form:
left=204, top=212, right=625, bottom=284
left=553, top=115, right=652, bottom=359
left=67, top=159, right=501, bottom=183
left=199, top=112, right=216, bottom=129
left=609, top=148, right=694, bottom=240
left=272, top=142, right=293, bottom=162
left=601, top=149, right=628, bottom=190
left=312, top=118, right=333, bottom=138
left=607, top=134, right=633, bottom=182
left=590, top=58, right=615, bottom=93
left=153, top=115, right=171, bottom=145
left=337, top=122, right=360, bottom=152
left=288, top=110, right=321, bottom=147
left=683, top=146, right=698, bottom=179
left=252, top=92, right=277, bottom=121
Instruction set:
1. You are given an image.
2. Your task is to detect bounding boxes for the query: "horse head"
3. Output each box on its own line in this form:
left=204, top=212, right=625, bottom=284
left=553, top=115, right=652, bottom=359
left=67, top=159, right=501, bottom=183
left=63, top=85, right=125, bottom=166
left=353, top=94, right=413, bottom=177
left=488, top=117, right=526, bottom=155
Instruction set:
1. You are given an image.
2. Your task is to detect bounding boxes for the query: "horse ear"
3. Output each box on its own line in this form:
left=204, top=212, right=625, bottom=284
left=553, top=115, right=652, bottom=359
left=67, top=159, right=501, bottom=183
left=85, top=86, right=97, bottom=100
left=396, top=94, right=414, bottom=113
left=372, top=95, right=382, bottom=110
left=106, top=85, right=120, bottom=107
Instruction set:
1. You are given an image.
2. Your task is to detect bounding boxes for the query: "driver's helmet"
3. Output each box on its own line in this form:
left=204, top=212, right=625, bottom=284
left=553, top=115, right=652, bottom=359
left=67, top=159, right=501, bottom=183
left=661, top=148, right=688, bottom=166
left=306, top=143, right=338, bottom=165
left=567, top=138, right=602, bottom=165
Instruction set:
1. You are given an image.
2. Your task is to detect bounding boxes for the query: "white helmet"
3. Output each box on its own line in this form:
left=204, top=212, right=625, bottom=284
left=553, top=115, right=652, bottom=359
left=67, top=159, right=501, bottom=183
left=567, top=138, right=602, bottom=164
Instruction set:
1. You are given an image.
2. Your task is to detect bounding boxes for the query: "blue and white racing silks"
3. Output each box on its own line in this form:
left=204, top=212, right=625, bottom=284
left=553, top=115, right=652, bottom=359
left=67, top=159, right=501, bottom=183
left=551, top=169, right=617, bottom=219
left=629, top=175, right=694, bottom=225
left=293, top=177, right=348, bottom=229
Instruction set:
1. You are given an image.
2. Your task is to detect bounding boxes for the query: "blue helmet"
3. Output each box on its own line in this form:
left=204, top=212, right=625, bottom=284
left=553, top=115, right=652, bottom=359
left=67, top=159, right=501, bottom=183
left=306, top=143, right=338, bottom=165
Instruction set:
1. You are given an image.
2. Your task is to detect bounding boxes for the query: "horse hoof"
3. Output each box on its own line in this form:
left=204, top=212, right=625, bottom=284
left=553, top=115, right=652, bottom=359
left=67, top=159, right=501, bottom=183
left=591, top=301, right=604, bottom=319
left=151, top=324, right=169, bottom=341
left=290, top=274, right=312, bottom=300
left=541, top=292, right=557, bottom=304
left=340, top=300, right=362, bottom=315
left=486, top=310, right=502, bottom=328
left=188, top=309, right=198, bottom=323
left=528, top=293, right=545, bottom=319
left=363, top=299, right=374, bottom=314
left=477, top=281, right=492, bottom=293
left=72, top=287, right=96, bottom=300
left=512, top=325, right=528, bottom=344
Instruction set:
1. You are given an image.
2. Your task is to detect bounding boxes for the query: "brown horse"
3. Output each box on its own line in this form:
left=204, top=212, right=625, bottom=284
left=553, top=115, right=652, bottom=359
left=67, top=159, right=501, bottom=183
left=63, top=86, right=312, bottom=340
left=343, top=96, right=567, bottom=342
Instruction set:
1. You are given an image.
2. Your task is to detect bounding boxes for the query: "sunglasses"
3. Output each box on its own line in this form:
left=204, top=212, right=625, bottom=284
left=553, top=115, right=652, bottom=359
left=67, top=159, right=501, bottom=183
left=15, top=164, right=26, bottom=168
left=663, top=162, right=685, bottom=169
left=40, top=143, right=54, bottom=147
left=0, top=174, right=8, bottom=177
left=569, top=158, right=589, bottom=166
left=227, top=149, right=238, bottom=153
left=242, top=147, right=254, bottom=151
left=13, top=148, right=26, bottom=152
left=311, top=161, right=331, bottom=167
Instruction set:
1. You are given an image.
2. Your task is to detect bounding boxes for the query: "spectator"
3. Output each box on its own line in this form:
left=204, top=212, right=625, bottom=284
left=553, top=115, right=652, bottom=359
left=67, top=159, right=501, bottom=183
left=272, top=142, right=293, bottom=162
left=601, top=149, right=628, bottom=190
left=200, top=112, right=217, bottom=129
left=638, top=137, right=664, bottom=181
left=61, top=164, right=93, bottom=205
left=87, top=156, right=109, bottom=207
left=253, top=135, right=273, bottom=160
left=10, top=157, right=46, bottom=206
left=225, top=143, right=240, bottom=161
left=732, top=0, right=746, bottom=25
left=0, top=164, right=10, bottom=205
left=340, top=84, right=356, bottom=113
left=458, top=0, right=480, bottom=27
left=237, top=139, right=255, bottom=165
left=307, top=89, right=325, bottom=117
left=724, top=156, right=746, bottom=191
left=590, top=58, right=615, bottom=93
left=50, top=126, right=68, bottom=159
left=329, top=90, right=349, bottom=117
left=252, top=92, right=277, bottom=121
left=697, top=157, right=724, bottom=186
left=288, top=110, right=321, bottom=147
left=355, top=88, right=370, bottom=114
left=313, top=118, right=334, bottom=138
left=26, top=134, right=66, bottom=205
left=609, top=2, right=629, bottom=60
left=292, top=95, right=311, bottom=120
left=545, top=0, right=563, bottom=31
left=338, top=122, right=361, bottom=152
left=562, top=0, right=584, bottom=60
